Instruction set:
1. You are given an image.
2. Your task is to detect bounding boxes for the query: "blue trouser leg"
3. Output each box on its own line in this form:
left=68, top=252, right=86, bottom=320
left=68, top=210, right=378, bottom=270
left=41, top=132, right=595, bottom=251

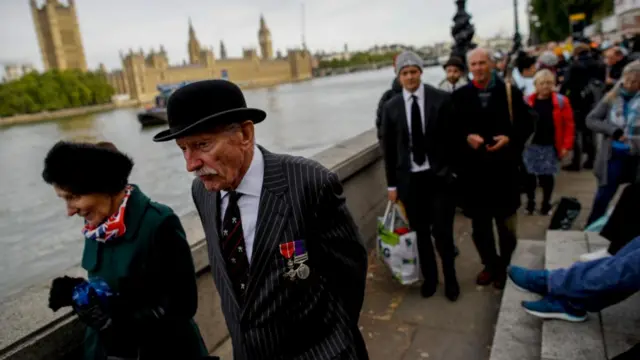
left=548, top=236, right=640, bottom=312
left=586, top=157, right=624, bottom=225
left=586, top=183, right=619, bottom=225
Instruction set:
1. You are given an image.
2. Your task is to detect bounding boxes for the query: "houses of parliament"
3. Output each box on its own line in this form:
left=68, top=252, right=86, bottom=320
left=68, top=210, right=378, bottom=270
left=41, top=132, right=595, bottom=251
left=29, top=0, right=313, bottom=101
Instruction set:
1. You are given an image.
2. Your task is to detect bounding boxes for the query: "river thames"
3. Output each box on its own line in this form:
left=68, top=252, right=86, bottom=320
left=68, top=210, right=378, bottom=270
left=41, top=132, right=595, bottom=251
left=0, top=66, right=444, bottom=299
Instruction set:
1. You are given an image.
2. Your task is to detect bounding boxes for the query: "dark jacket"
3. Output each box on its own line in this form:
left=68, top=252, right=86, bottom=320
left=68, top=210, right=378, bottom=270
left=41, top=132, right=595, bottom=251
left=376, top=77, right=402, bottom=142
left=560, top=53, right=606, bottom=125
left=191, top=147, right=368, bottom=360
left=451, top=78, right=534, bottom=218
left=608, top=56, right=630, bottom=91
left=81, top=185, right=207, bottom=360
left=556, top=57, right=570, bottom=82
left=380, top=83, right=456, bottom=204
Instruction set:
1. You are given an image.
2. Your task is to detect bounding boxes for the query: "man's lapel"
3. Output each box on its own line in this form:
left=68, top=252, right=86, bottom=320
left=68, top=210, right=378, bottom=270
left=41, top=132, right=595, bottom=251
left=242, top=146, right=290, bottom=313
left=398, top=96, right=410, bottom=143
left=422, top=84, right=437, bottom=133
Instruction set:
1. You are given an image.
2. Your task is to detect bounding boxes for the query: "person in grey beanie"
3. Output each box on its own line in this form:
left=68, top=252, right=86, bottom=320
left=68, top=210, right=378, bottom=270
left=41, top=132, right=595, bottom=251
left=380, top=50, right=461, bottom=302
left=394, top=50, right=424, bottom=74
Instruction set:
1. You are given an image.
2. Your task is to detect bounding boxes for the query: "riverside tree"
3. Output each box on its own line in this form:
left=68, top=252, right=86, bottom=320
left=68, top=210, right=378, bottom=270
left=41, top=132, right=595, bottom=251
left=530, top=0, right=614, bottom=43
left=0, top=70, right=115, bottom=117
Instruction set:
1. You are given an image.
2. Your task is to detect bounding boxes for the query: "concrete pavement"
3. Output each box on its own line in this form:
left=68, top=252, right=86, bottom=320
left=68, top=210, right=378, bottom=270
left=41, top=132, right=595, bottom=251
left=358, top=170, right=598, bottom=360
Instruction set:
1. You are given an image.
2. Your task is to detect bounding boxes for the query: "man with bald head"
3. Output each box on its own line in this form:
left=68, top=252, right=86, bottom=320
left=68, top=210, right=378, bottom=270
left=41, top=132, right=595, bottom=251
left=451, top=47, right=534, bottom=289
left=604, top=46, right=629, bottom=92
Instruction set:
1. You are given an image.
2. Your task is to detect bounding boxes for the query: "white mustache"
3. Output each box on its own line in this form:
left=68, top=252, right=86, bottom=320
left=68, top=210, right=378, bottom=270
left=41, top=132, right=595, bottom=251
left=194, top=167, right=218, bottom=177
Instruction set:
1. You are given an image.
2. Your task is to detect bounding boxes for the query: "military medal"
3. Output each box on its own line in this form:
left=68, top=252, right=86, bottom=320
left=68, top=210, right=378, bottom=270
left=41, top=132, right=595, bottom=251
left=279, top=241, right=296, bottom=280
left=293, top=240, right=311, bottom=279
left=296, top=263, right=310, bottom=279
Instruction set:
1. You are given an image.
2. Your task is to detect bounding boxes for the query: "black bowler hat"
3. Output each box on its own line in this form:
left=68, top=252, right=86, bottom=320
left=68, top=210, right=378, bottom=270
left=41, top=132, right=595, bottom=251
left=443, top=56, right=465, bottom=71
left=152, top=80, right=266, bottom=142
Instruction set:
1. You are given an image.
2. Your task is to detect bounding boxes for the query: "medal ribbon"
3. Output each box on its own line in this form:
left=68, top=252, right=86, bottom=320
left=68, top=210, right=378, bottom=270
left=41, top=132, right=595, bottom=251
left=279, top=242, right=295, bottom=259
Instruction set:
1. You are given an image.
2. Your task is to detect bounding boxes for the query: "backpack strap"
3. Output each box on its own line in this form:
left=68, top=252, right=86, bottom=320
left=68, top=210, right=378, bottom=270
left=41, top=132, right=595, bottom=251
left=555, top=93, right=564, bottom=109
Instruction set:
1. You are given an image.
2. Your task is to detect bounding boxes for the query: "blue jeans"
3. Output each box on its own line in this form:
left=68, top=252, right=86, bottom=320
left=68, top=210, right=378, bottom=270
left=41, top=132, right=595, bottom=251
left=548, top=236, right=640, bottom=312
left=586, top=155, right=628, bottom=226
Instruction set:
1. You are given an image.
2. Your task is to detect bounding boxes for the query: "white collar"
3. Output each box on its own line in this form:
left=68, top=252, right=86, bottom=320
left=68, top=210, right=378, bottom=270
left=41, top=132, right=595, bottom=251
left=220, top=145, right=263, bottom=199
left=402, top=83, right=424, bottom=102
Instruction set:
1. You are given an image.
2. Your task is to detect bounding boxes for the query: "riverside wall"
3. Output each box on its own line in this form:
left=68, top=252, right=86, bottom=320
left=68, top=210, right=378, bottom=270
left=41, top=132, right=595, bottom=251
left=0, top=100, right=140, bottom=127
left=0, top=128, right=387, bottom=360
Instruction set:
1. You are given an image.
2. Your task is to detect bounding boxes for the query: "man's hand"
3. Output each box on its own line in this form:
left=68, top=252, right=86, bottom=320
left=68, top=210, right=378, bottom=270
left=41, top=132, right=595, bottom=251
left=467, top=134, right=485, bottom=150
left=606, top=77, right=615, bottom=85
left=486, top=135, right=510, bottom=152
left=388, top=189, right=397, bottom=202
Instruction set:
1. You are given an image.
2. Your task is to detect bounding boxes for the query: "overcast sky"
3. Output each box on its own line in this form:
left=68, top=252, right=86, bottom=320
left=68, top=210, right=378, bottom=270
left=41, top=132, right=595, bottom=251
left=0, top=0, right=529, bottom=72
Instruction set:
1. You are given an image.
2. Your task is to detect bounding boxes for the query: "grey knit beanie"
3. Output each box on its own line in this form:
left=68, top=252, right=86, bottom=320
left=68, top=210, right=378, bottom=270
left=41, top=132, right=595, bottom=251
left=538, top=50, right=559, bottom=67
left=395, top=51, right=423, bottom=74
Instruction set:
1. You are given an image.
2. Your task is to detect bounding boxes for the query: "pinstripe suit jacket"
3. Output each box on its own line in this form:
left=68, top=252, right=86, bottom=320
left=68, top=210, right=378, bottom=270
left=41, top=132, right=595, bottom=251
left=191, top=146, right=369, bottom=360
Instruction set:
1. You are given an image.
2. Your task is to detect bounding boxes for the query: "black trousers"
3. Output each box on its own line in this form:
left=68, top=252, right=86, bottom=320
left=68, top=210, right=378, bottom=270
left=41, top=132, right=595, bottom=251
left=570, top=128, right=595, bottom=167
left=601, top=183, right=640, bottom=254
left=525, top=174, right=555, bottom=206
left=403, top=170, right=457, bottom=287
left=471, top=213, right=517, bottom=272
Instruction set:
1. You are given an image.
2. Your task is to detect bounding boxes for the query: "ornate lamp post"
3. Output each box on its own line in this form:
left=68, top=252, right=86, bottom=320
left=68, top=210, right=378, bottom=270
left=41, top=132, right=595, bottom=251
left=450, top=0, right=476, bottom=63
left=511, top=0, right=523, bottom=54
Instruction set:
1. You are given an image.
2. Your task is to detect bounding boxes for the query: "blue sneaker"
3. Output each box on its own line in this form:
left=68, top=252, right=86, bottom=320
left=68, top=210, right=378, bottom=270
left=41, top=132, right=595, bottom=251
left=522, top=296, right=587, bottom=322
left=507, top=266, right=549, bottom=295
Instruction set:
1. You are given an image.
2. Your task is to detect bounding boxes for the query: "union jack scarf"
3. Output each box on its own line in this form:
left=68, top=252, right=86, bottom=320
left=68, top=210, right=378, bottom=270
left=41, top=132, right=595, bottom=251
left=82, top=185, right=133, bottom=243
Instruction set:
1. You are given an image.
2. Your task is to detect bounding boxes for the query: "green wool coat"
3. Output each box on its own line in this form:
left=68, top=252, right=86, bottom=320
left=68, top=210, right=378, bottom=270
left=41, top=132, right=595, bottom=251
left=80, top=185, right=207, bottom=360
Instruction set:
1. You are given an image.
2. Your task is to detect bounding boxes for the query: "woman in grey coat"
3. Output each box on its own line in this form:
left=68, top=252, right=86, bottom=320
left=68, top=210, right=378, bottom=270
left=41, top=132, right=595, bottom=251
left=585, top=60, right=640, bottom=227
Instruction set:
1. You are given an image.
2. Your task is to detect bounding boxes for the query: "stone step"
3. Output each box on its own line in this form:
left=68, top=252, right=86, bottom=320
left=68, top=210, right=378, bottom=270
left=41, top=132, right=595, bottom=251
left=541, top=230, right=606, bottom=360
left=489, top=239, right=545, bottom=360
left=585, top=232, right=640, bottom=359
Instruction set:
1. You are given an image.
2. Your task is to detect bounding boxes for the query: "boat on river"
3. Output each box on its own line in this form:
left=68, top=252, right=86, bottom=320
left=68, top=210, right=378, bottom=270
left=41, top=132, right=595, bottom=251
left=137, top=82, right=190, bottom=127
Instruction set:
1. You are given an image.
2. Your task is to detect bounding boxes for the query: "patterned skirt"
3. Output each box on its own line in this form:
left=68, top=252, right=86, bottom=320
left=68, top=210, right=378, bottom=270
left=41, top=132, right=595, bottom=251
left=523, top=144, right=559, bottom=175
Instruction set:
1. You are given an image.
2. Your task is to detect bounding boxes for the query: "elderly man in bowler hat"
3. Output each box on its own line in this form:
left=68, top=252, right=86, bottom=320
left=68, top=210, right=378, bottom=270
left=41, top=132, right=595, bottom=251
left=438, top=56, right=468, bottom=92
left=380, top=50, right=460, bottom=301
left=153, top=80, right=369, bottom=360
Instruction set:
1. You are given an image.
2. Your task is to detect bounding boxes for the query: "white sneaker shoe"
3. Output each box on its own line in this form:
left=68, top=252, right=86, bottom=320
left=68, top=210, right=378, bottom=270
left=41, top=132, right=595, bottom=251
left=579, top=248, right=612, bottom=262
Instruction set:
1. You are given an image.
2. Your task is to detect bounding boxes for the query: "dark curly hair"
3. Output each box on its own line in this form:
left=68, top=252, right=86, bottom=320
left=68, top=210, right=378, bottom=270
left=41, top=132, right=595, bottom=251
left=42, top=141, right=134, bottom=195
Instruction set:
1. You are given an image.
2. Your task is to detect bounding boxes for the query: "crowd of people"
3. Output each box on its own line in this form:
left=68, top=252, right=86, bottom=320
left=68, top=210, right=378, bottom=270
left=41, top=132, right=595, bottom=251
left=375, top=36, right=640, bottom=359
left=36, top=34, right=640, bottom=359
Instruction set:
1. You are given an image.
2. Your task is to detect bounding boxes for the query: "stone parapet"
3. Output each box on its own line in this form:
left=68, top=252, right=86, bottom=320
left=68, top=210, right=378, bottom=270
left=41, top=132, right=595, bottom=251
left=0, top=100, right=140, bottom=127
left=0, top=128, right=386, bottom=359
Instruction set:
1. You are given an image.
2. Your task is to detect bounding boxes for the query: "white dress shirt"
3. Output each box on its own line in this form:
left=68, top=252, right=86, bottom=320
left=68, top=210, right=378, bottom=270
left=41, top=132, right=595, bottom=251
left=402, top=85, right=431, bottom=173
left=219, top=145, right=263, bottom=263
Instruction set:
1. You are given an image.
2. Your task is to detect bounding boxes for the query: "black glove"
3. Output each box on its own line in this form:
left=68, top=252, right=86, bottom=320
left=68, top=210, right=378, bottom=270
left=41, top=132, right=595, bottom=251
left=112, top=276, right=167, bottom=327
left=73, top=287, right=112, bottom=330
left=48, top=276, right=85, bottom=312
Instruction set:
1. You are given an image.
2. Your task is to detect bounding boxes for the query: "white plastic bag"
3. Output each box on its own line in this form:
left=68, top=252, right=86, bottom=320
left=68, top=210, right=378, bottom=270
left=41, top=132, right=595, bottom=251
left=376, top=201, right=420, bottom=285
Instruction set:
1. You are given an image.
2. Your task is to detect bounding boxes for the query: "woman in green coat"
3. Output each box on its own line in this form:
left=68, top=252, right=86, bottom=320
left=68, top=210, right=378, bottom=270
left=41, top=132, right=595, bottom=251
left=44, top=141, right=208, bottom=360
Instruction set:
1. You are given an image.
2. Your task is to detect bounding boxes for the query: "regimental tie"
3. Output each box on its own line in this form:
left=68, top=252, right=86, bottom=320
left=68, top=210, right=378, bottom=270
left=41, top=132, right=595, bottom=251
left=220, top=191, right=250, bottom=303
left=410, top=94, right=426, bottom=165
